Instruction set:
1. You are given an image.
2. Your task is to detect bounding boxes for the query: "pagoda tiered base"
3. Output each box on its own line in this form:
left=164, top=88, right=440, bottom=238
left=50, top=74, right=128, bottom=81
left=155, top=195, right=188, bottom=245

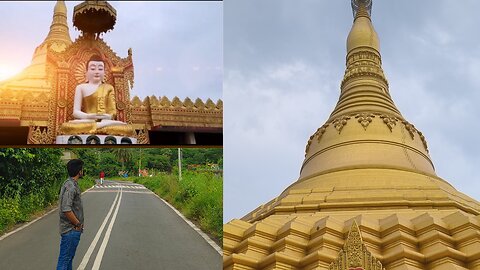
left=224, top=209, right=480, bottom=270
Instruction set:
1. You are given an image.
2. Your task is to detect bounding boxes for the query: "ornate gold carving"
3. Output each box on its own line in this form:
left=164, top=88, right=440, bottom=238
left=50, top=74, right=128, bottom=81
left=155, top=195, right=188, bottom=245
left=194, top=98, right=205, bottom=110
left=58, top=60, right=69, bottom=68
left=355, top=113, right=375, bottom=130
left=216, top=100, right=223, bottom=109
left=333, top=115, right=351, bottom=134
left=111, top=66, right=123, bottom=73
left=342, top=51, right=388, bottom=88
left=29, top=126, right=52, bottom=144
left=149, top=96, right=159, bottom=107
left=329, top=221, right=385, bottom=270
left=135, top=125, right=149, bottom=144
left=131, top=96, right=142, bottom=107
left=206, top=99, right=216, bottom=110
left=172, top=97, right=182, bottom=108
left=305, top=124, right=329, bottom=156
left=303, top=112, right=431, bottom=155
left=346, top=223, right=362, bottom=267
left=418, top=131, right=429, bottom=153
left=160, top=96, right=171, bottom=107
left=402, top=121, right=416, bottom=139
left=58, top=98, right=67, bottom=108
left=316, top=124, right=329, bottom=142
left=379, top=114, right=397, bottom=132
left=184, top=98, right=194, bottom=109
left=116, top=101, right=126, bottom=110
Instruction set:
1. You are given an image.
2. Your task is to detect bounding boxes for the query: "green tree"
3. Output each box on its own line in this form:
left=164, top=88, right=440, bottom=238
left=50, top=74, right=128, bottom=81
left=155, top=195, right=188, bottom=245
left=0, top=148, right=65, bottom=197
left=112, top=148, right=132, bottom=170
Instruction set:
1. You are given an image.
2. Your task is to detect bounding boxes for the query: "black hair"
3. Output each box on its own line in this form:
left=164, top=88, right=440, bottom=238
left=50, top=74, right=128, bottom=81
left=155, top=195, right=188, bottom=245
left=67, top=159, right=84, bottom=177
left=86, top=54, right=104, bottom=71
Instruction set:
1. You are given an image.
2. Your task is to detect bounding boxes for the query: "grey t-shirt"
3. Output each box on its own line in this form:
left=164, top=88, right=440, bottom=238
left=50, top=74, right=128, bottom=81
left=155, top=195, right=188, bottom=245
left=58, top=178, right=84, bottom=235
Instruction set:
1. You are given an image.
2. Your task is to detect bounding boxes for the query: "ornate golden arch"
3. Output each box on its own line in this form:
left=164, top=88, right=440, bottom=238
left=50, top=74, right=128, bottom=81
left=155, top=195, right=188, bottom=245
left=46, top=35, right=134, bottom=142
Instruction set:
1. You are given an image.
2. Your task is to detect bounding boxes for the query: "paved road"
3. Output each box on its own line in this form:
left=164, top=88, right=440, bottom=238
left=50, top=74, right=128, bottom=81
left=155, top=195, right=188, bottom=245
left=0, top=180, right=221, bottom=270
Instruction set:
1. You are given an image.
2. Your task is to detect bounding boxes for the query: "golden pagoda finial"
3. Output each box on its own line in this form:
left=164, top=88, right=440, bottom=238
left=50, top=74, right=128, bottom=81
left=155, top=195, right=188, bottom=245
left=351, top=0, right=372, bottom=19
left=44, top=1, right=72, bottom=51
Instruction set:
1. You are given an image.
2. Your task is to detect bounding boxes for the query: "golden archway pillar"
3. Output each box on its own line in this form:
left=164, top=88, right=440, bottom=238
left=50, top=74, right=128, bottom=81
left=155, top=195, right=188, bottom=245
left=54, top=61, right=71, bottom=134
left=111, top=66, right=128, bottom=123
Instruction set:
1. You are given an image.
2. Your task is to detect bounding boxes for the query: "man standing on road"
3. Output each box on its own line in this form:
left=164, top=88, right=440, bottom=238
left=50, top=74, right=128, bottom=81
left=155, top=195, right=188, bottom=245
left=57, top=159, right=85, bottom=270
left=100, top=170, right=105, bottom=185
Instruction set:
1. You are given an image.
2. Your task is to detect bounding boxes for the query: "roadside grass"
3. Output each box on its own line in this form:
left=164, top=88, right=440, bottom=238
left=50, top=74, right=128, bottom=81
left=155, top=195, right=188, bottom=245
left=131, top=172, right=223, bottom=243
left=0, top=176, right=95, bottom=235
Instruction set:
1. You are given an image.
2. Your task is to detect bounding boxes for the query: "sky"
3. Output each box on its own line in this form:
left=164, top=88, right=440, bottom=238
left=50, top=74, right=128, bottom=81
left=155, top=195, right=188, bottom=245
left=224, top=0, right=480, bottom=222
left=0, top=1, right=222, bottom=101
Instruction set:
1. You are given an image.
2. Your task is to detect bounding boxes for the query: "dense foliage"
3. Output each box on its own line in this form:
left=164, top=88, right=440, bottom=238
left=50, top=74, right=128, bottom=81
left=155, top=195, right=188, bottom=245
left=133, top=171, right=223, bottom=242
left=0, top=148, right=65, bottom=198
left=70, top=148, right=222, bottom=177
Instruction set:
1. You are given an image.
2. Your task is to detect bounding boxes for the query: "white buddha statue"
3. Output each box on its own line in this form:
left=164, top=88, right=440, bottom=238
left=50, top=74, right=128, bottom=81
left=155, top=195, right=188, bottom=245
left=59, top=55, right=134, bottom=137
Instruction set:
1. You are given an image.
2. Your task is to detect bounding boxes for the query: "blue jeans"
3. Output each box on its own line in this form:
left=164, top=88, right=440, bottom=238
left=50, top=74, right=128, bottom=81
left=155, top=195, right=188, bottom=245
left=56, top=229, right=81, bottom=270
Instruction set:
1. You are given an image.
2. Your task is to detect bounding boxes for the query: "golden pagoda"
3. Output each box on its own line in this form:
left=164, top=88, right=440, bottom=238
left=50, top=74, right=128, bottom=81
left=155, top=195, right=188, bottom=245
left=0, top=1, right=222, bottom=145
left=224, top=1, right=480, bottom=269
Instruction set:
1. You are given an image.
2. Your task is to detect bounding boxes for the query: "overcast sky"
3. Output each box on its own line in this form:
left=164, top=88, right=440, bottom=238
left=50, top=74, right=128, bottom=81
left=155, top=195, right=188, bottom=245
left=0, top=1, right=222, bottom=101
left=224, top=0, right=480, bottom=222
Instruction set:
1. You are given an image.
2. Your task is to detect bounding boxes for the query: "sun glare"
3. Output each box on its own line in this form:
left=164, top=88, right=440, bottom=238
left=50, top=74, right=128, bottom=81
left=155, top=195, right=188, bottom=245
left=0, top=64, right=22, bottom=82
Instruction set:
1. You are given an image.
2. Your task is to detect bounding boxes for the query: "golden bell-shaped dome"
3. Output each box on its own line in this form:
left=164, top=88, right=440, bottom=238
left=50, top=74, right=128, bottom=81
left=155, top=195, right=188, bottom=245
left=300, top=0, right=434, bottom=184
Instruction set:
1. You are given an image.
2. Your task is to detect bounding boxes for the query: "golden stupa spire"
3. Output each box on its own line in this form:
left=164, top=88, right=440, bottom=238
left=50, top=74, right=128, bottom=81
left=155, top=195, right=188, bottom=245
left=224, top=2, right=480, bottom=269
left=331, top=0, right=399, bottom=120
left=239, top=0, right=480, bottom=223
left=43, top=1, right=72, bottom=50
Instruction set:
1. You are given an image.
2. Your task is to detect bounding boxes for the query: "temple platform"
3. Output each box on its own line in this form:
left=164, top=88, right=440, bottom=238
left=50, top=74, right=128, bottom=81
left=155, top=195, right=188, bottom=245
left=56, top=134, right=137, bottom=144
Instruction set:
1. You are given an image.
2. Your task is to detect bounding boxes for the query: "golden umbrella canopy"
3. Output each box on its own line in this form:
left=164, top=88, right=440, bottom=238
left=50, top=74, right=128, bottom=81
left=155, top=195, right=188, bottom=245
left=73, top=1, right=117, bottom=35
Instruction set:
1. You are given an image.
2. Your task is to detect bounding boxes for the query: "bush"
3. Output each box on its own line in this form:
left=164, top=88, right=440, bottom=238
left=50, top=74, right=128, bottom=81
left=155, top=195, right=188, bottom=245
left=136, top=171, right=223, bottom=242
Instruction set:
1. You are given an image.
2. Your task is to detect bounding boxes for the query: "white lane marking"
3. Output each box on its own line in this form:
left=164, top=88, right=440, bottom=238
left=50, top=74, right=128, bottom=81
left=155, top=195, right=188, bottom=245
left=77, top=189, right=120, bottom=270
left=92, top=187, right=123, bottom=270
left=0, top=185, right=95, bottom=242
left=88, top=190, right=151, bottom=194
left=150, top=193, right=222, bottom=255
left=94, top=183, right=146, bottom=190
left=120, top=190, right=151, bottom=194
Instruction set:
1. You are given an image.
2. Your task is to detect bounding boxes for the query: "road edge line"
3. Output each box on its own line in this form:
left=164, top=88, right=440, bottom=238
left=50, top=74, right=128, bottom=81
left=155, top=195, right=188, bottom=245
left=0, top=185, right=95, bottom=242
left=150, top=191, right=222, bottom=255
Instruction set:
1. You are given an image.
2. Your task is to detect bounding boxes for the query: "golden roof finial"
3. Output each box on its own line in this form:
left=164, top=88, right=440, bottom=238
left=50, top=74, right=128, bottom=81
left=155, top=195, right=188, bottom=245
left=347, top=0, right=378, bottom=54
left=351, top=0, right=372, bottom=19
left=44, top=1, right=72, bottom=50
